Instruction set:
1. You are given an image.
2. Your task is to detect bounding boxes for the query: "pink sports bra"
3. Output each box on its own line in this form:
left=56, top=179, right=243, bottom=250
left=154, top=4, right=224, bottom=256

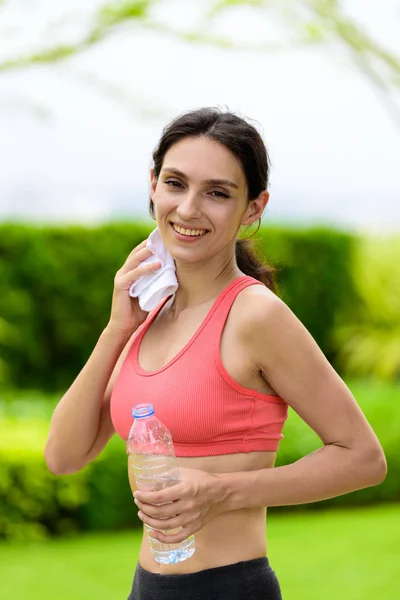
left=110, top=276, right=288, bottom=457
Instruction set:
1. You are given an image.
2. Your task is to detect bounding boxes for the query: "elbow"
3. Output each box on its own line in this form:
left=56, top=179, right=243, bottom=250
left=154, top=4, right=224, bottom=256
left=44, top=455, right=78, bottom=476
left=44, top=443, right=82, bottom=476
left=372, top=451, right=388, bottom=485
left=360, top=446, right=388, bottom=487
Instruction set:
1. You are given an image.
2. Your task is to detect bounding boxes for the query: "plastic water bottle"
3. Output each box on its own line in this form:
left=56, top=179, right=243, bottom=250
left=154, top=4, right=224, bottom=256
left=127, top=403, right=196, bottom=564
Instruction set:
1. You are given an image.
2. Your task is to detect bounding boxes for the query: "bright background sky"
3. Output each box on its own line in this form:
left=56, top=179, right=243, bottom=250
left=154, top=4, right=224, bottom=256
left=0, top=0, right=399, bottom=233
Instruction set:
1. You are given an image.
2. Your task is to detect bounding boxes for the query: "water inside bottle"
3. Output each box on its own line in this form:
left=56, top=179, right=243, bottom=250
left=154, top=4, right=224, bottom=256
left=145, top=523, right=196, bottom=564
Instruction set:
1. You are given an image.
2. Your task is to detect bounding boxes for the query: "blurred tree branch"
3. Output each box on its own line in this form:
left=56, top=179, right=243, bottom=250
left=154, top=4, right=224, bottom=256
left=0, top=1, right=157, bottom=71
left=0, top=0, right=399, bottom=126
left=207, top=0, right=400, bottom=126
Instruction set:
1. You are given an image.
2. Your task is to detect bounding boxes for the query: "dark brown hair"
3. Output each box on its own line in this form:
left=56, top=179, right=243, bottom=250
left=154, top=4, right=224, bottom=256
left=149, top=107, right=275, bottom=291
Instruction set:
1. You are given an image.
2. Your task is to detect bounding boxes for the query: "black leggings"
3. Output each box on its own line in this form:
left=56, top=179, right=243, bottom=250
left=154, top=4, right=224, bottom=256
left=127, top=557, right=282, bottom=600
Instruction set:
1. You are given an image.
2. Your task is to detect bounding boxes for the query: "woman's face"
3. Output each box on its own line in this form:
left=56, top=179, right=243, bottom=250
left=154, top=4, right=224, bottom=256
left=150, top=136, right=260, bottom=264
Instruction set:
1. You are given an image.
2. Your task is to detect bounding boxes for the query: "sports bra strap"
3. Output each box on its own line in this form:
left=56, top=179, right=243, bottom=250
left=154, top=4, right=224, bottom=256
left=207, top=275, right=263, bottom=340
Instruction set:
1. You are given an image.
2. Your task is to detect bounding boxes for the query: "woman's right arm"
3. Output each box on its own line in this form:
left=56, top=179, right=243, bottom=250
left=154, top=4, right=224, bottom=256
left=44, top=240, right=162, bottom=475
left=44, top=325, right=132, bottom=475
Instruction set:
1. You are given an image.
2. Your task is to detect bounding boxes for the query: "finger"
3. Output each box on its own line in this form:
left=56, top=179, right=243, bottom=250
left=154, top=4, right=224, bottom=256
left=138, top=511, right=183, bottom=532
left=127, top=245, right=152, bottom=263
left=119, top=240, right=149, bottom=268
left=127, top=239, right=148, bottom=257
left=118, top=261, right=162, bottom=290
left=134, top=486, right=183, bottom=506
left=118, top=246, right=153, bottom=276
left=135, top=498, right=182, bottom=519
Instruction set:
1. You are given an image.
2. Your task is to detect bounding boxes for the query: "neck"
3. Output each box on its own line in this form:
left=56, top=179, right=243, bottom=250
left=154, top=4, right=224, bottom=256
left=170, top=254, right=243, bottom=315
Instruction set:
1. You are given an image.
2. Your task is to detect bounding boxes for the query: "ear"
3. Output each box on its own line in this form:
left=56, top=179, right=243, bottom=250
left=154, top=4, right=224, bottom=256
left=150, top=168, right=157, bottom=200
left=241, top=191, right=269, bottom=226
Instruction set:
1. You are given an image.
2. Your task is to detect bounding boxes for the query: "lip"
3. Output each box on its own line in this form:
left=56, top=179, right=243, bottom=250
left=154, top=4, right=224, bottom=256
left=170, top=221, right=209, bottom=232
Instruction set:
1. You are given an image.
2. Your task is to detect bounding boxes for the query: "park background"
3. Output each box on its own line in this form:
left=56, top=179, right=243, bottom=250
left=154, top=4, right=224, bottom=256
left=0, top=1, right=399, bottom=599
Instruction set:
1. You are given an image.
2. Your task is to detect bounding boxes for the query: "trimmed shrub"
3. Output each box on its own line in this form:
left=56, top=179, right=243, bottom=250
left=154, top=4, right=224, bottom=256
left=333, top=235, right=400, bottom=380
left=0, top=435, right=141, bottom=542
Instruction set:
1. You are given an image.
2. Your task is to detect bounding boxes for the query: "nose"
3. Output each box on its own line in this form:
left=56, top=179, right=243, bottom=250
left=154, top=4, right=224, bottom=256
left=176, top=192, right=202, bottom=221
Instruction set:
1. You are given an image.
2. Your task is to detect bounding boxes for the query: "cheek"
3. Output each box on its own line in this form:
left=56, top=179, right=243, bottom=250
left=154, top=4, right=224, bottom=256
left=152, top=190, right=174, bottom=215
left=214, top=203, right=244, bottom=229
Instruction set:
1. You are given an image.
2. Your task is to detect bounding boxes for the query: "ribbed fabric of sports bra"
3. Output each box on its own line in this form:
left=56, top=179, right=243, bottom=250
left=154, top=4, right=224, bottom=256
left=110, top=275, right=288, bottom=457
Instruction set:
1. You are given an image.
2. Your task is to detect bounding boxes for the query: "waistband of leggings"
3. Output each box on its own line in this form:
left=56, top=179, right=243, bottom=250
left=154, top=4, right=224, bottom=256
left=136, top=556, right=271, bottom=587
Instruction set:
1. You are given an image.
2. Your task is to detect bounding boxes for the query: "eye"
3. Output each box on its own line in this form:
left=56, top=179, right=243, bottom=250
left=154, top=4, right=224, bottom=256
left=165, top=179, right=184, bottom=189
left=210, top=190, right=229, bottom=199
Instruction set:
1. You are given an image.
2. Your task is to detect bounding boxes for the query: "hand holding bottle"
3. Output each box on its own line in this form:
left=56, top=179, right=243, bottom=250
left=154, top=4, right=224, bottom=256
left=133, top=466, right=225, bottom=546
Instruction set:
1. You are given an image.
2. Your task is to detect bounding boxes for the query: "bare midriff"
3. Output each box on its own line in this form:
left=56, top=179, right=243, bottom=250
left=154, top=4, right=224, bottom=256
left=128, top=450, right=276, bottom=575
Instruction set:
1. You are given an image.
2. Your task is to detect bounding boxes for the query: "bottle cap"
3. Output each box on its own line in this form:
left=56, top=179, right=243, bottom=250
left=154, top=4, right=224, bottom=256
left=132, top=403, right=155, bottom=418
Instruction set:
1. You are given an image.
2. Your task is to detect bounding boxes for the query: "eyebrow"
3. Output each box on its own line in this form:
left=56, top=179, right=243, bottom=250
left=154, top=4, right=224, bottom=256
left=161, top=167, right=239, bottom=190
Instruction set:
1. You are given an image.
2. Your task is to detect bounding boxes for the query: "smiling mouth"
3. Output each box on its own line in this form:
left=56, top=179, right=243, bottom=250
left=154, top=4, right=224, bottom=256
left=171, top=222, right=209, bottom=237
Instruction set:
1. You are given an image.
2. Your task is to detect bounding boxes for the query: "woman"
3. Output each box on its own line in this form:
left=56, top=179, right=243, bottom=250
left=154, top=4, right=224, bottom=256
left=45, top=108, right=387, bottom=600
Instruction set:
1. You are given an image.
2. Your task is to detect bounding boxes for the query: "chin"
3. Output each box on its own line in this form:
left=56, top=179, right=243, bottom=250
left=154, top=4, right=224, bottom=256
left=169, top=249, right=207, bottom=264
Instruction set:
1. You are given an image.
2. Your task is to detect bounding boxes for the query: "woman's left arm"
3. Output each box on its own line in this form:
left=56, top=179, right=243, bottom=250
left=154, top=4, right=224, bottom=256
left=220, top=292, right=387, bottom=511
left=133, top=293, right=387, bottom=541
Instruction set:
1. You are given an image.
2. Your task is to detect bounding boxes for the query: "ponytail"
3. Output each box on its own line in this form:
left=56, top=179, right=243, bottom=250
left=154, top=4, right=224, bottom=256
left=235, top=238, right=276, bottom=292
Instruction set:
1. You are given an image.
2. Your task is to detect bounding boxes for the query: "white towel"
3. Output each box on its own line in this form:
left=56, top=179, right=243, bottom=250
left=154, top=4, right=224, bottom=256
left=129, top=228, right=178, bottom=311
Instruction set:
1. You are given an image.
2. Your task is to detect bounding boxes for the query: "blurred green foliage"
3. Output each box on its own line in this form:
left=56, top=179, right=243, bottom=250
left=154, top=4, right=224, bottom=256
left=333, top=235, right=400, bottom=380
left=0, top=432, right=141, bottom=542
left=0, top=379, right=398, bottom=541
left=0, top=222, right=358, bottom=391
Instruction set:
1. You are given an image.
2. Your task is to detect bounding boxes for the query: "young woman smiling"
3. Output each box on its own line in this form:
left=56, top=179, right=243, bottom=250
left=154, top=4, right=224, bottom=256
left=45, top=108, right=387, bottom=600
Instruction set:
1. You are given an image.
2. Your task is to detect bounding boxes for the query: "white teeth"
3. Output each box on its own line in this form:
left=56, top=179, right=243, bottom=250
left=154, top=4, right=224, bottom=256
left=172, top=223, right=206, bottom=237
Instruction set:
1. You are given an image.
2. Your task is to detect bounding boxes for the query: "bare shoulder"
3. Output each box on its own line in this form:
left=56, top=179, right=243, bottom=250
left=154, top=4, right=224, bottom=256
left=233, top=282, right=325, bottom=370
left=232, top=282, right=332, bottom=403
left=232, top=283, right=290, bottom=336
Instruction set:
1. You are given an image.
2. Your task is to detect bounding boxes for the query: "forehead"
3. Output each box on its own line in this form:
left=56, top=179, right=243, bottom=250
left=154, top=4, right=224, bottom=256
left=162, top=137, right=245, bottom=186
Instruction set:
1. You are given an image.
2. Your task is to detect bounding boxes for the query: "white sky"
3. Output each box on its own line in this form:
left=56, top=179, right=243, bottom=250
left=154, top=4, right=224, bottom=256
left=0, top=0, right=399, bottom=233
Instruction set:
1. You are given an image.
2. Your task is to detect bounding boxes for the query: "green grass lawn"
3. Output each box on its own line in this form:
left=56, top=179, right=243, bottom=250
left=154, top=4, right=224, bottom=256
left=0, top=503, right=398, bottom=600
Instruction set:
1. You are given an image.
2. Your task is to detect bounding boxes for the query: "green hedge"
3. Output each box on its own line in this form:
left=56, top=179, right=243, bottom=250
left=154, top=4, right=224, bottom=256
left=333, top=235, right=400, bottom=381
left=0, top=434, right=141, bottom=542
left=0, top=222, right=356, bottom=391
left=0, top=380, right=398, bottom=541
